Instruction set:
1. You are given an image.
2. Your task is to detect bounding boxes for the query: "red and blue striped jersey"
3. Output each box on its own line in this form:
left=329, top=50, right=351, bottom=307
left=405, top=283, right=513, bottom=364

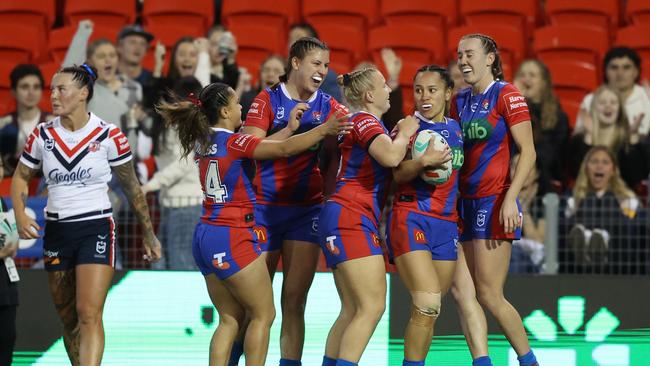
left=393, top=112, right=464, bottom=222
left=243, top=83, right=347, bottom=205
left=196, top=128, right=262, bottom=227
left=330, top=112, right=390, bottom=225
left=450, top=81, right=530, bottom=198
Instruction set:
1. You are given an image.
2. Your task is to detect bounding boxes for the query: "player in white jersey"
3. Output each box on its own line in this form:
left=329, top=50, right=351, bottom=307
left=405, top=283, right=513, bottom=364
left=10, top=64, right=161, bottom=366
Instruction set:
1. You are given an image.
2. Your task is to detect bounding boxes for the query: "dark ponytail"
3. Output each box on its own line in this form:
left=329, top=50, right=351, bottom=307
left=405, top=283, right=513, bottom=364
left=462, top=34, right=504, bottom=81
left=156, top=82, right=233, bottom=158
left=280, top=36, right=328, bottom=83
left=58, top=63, right=98, bottom=102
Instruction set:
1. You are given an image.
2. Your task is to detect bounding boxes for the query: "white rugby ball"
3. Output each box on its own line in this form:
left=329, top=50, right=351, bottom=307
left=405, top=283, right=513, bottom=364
left=0, top=210, right=19, bottom=248
left=411, top=130, right=452, bottom=185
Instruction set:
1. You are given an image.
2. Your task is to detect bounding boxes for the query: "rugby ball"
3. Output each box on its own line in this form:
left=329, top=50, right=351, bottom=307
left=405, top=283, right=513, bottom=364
left=411, top=130, right=452, bottom=185
left=0, top=210, right=19, bottom=248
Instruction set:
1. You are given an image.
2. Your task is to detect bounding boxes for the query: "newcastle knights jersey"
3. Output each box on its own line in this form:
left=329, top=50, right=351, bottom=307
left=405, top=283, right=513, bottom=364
left=195, top=128, right=262, bottom=227
left=393, top=112, right=464, bottom=222
left=450, top=81, right=530, bottom=198
left=20, top=113, right=132, bottom=222
left=243, top=83, right=347, bottom=205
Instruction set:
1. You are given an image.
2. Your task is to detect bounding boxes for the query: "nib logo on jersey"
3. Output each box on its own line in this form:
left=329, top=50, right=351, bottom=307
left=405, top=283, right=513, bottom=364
left=462, top=118, right=493, bottom=142
left=48, top=167, right=93, bottom=184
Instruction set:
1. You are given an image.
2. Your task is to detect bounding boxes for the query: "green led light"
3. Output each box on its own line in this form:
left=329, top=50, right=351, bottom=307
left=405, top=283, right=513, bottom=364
left=523, top=309, right=557, bottom=341
left=585, top=307, right=620, bottom=342
left=558, top=296, right=585, bottom=335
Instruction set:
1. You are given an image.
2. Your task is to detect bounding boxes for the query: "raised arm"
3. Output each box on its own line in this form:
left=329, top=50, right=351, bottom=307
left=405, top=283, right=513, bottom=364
left=113, top=161, right=162, bottom=261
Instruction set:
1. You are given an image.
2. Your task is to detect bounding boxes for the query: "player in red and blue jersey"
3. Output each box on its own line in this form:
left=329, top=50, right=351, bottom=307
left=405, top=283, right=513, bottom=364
left=449, top=34, right=538, bottom=366
left=240, top=37, right=348, bottom=366
left=158, top=82, right=351, bottom=366
left=385, top=65, right=460, bottom=366
left=318, top=68, right=420, bottom=366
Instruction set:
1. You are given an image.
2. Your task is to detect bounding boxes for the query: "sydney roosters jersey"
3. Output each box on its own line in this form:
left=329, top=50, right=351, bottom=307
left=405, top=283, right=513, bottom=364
left=330, top=112, right=390, bottom=225
left=450, top=81, right=530, bottom=198
left=243, top=83, right=346, bottom=205
left=19, top=113, right=132, bottom=222
left=393, top=112, right=464, bottom=222
left=196, top=128, right=262, bottom=227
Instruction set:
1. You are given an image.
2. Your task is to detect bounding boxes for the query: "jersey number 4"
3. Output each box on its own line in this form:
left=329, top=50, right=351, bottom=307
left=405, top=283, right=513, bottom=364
left=205, top=160, right=228, bottom=203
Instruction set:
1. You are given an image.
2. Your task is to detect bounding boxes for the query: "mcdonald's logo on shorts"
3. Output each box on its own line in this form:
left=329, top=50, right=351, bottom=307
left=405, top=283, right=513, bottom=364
left=371, top=233, right=381, bottom=247
left=414, top=229, right=426, bottom=244
left=253, top=226, right=268, bottom=243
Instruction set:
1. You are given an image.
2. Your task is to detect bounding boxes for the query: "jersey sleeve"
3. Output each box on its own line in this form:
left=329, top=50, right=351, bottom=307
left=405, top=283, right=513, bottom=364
left=353, top=114, right=386, bottom=149
left=242, top=89, right=274, bottom=132
left=498, top=83, right=531, bottom=128
left=19, top=126, right=43, bottom=169
left=226, top=133, right=263, bottom=159
left=326, top=97, right=350, bottom=120
left=107, top=126, right=133, bottom=166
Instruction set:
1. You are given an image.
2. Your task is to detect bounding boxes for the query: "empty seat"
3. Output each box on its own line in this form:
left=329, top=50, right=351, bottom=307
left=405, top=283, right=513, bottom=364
left=533, top=24, right=610, bottom=74
left=545, top=59, right=598, bottom=107
left=222, top=0, right=300, bottom=37
left=615, top=24, right=650, bottom=61
left=368, top=24, right=446, bottom=68
left=0, top=24, right=45, bottom=63
left=316, top=23, right=366, bottom=73
left=381, top=0, right=457, bottom=36
left=303, top=0, right=380, bottom=40
left=0, top=61, right=16, bottom=114
left=626, top=0, right=650, bottom=24
left=229, top=23, right=286, bottom=86
left=143, top=0, right=214, bottom=36
left=65, top=0, right=136, bottom=29
left=0, top=0, right=55, bottom=43
left=545, top=0, right=619, bottom=39
left=460, top=0, right=539, bottom=38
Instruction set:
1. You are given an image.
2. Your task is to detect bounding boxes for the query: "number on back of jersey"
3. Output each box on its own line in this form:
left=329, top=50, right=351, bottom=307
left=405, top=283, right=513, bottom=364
left=205, top=160, right=228, bottom=203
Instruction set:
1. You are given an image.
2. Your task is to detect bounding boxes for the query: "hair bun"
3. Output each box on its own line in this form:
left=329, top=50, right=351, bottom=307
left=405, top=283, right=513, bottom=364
left=80, top=63, right=98, bottom=82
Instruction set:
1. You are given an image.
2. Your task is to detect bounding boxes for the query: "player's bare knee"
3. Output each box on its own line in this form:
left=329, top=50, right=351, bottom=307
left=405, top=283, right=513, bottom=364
left=410, top=291, right=441, bottom=327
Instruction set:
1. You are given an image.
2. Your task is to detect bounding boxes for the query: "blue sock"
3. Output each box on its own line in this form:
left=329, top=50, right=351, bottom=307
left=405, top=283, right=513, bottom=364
left=518, top=350, right=538, bottom=366
left=228, top=341, right=244, bottom=366
left=279, top=359, right=301, bottom=366
left=403, top=360, right=425, bottom=366
left=322, top=356, right=337, bottom=366
left=335, top=359, right=358, bottom=366
left=473, top=356, right=493, bottom=366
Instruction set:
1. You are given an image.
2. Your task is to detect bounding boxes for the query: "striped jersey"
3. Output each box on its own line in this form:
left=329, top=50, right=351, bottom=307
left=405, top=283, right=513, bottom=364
left=330, top=112, right=390, bottom=225
left=196, top=128, right=262, bottom=227
left=243, top=83, right=347, bottom=205
left=393, top=112, right=464, bottom=222
left=450, top=81, right=530, bottom=198
left=19, top=113, right=132, bottom=222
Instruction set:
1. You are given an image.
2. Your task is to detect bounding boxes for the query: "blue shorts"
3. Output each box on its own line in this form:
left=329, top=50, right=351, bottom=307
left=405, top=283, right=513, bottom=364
left=386, top=208, right=458, bottom=262
left=254, top=203, right=321, bottom=251
left=43, top=217, right=117, bottom=271
left=459, top=193, right=522, bottom=242
left=192, top=223, right=261, bottom=280
left=318, top=201, right=384, bottom=268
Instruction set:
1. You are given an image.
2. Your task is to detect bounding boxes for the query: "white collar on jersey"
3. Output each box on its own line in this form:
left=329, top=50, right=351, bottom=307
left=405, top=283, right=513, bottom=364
left=280, top=82, right=318, bottom=103
left=471, top=80, right=496, bottom=97
left=210, top=127, right=233, bottom=133
left=53, top=112, right=101, bottom=133
left=414, top=111, right=447, bottom=124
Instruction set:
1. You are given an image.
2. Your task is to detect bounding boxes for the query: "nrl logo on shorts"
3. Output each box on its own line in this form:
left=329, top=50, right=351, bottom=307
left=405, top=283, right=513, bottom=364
left=477, top=210, right=487, bottom=227
left=96, top=240, right=106, bottom=254
left=44, top=138, right=55, bottom=151
left=311, top=216, right=319, bottom=233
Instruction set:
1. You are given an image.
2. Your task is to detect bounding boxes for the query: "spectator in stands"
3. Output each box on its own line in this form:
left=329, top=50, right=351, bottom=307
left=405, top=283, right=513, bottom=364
left=0, top=65, right=51, bottom=178
left=514, top=59, right=569, bottom=195
left=568, top=85, right=649, bottom=190
left=116, top=24, right=154, bottom=89
left=567, top=146, right=640, bottom=272
left=576, top=47, right=650, bottom=139
left=206, top=25, right=247, bottom=92
left=240, top=54, right=285, bottom=116
left=448, top=59, right=469, bottom=95
left=288, top=23, right=342, bottom=101
left=142, top=76, right=204, bottom=270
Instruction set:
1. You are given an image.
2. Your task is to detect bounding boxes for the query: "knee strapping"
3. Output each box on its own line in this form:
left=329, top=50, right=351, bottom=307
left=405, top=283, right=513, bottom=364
left=410, top=291, right=441, bottom=327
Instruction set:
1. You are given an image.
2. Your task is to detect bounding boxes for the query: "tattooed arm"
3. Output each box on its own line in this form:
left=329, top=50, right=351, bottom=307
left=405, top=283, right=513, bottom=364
left=11, top=162, right=41, bottom=239
left=113, top=161, right=162, bottom=261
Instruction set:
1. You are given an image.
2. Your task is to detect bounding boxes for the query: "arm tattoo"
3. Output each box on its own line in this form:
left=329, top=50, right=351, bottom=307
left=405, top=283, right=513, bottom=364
left=113, top=161, right=154, bottom=235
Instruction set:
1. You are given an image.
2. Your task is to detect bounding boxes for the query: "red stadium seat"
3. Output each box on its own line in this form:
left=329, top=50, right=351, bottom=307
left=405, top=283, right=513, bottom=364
left=460, top=0, right=539, bottom=38
left=380, top=0, right=458, bottom=36
left=0, top=61, right=16, bottom=115
left=447, top=24, right=527, bottom=77
left=545, top=60, right=598, bottom=110
left=626, top=0, right=650, bottom=25
left=0, top=24, right=45, bottom=64
left=0, top=0, right=55, bottom=45
left=559, top=98, right=581, bottom=131
left=38, top=61, right=60, bottom=113
left=316, top=23, right=367, bottom=73
left=48, top=25, right=119, bottom=64
left=222, top=0, right=300, bottom=38
left=533, top=25, right=610, bottom=74
left=65, top=0, right=136, bottom=29
left=615, top=24, right=650, bottom=61
left=545, top=0, right=619, bottom=39
left=302, top=0, right=380, bottom=40
left=143, top=0, right=214, bottom=36
left=229, top=23, right=287, bottom=87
